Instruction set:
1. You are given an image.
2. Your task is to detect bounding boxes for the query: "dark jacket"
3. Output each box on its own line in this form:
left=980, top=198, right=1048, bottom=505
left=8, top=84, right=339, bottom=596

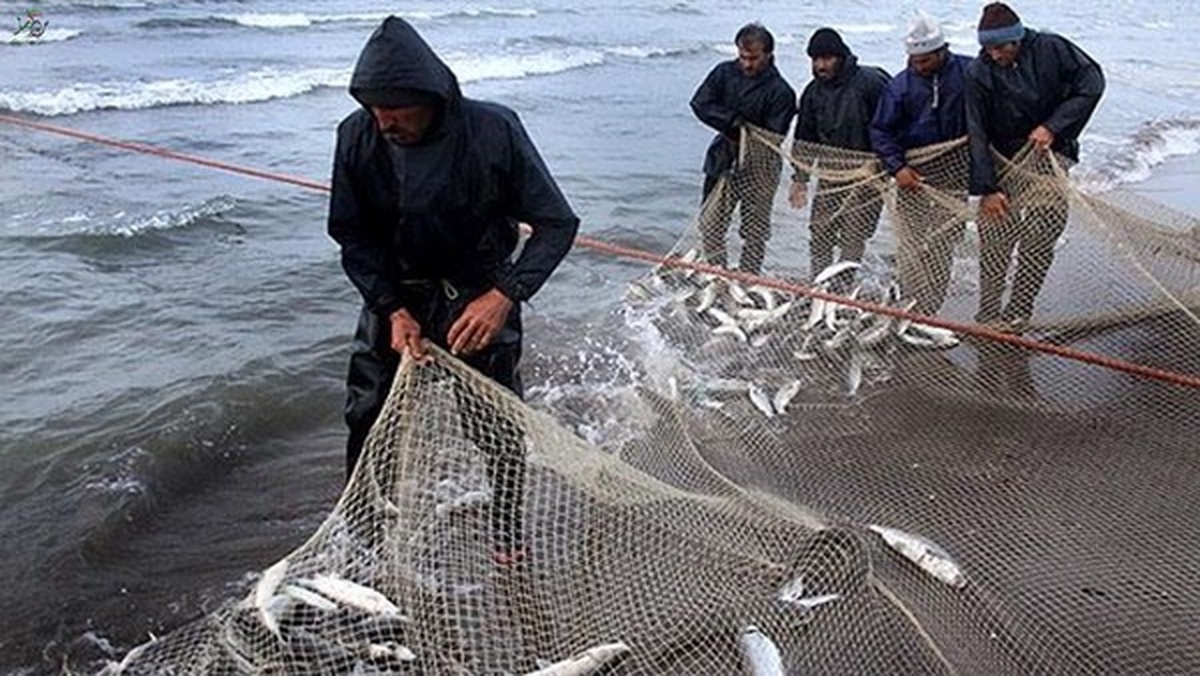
left=870, top=52, right=971, bottom=175
left=327, top=17, right=580, bottom=317
left=690, top=59, right=797, bottom=177
left=965, top=29, right=1105, bottom=195
left=795, top=55, right=890, bottom=152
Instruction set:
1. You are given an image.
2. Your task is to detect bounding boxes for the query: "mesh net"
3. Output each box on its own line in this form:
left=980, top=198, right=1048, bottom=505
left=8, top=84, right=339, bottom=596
left=105, top=126, right=1200, bottom=675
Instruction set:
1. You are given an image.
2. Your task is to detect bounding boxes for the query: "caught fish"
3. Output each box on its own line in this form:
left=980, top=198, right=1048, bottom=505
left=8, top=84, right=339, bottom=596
left=728, top=280, right=755, bottom=307
left=713, top=323, right=749, bottom=342
left=253, top=558, right=289, bottom=637
left=793, top=334, right=819, bottom=361
left=823, top=324, right=854, bottom=351
left=284, top=584, right=339, bottom=613
left=765, top=300, right=793, bottom=323
left=812, top=260, right=861, bottom=287
left=856, top=314, right=894, bottom=348
left=736, top=307, right=772, bottom=333
left=524, top=641, right=631, bottom=676
left=750, top=333, right=771, bottom=348
left=907, top=321, right=960, bottom=347
left=868, top=525, right=967, bottom=588
left=705, top=306, right=738, bottom=328
left=367, top=642, right=417, bottom=662
left=748, top=383, right=776, bottom=418
left=894, top=299, right=919, bottom=336
left=694, top=282, right=718, bottom=314
left=777, top=572, right=842, bottom=610
left=739, top=625, right=785, bottom=676
left=803, top=297, right=826, bottom=331
left=846, top=349, right=865, bottom=396
left=677, top=247, right=700, bottom=279
left=299, top=574, right=406, bottom=618
left=772, top=380, right=802, bottom=415
left=748, top=285, right=778, bottom=311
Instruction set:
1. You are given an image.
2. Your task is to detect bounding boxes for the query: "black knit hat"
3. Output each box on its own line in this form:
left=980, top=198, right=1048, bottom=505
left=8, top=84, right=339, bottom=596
left=978, top=2, right=1021, bottom=30
left=807, top=27, right=850, bottom=58
left=353, top=87, right=440, bottom=108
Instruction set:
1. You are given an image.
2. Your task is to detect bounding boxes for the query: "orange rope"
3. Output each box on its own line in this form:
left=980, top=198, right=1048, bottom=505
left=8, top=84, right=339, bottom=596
left=4, top=112, right=1198, bottom=389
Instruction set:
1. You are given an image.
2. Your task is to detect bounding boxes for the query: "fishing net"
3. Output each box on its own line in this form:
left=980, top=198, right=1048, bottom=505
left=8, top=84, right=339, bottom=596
left=104, top=126, right=1200, bottom=675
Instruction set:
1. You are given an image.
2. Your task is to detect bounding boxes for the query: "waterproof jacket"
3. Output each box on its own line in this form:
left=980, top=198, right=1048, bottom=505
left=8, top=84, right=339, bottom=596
left=965, top=29, right=1105, bottom=195
left=690, top=59, right=797, bottom=177
left=870, top=52, right=972, bottom=175
left=327, top=17, right=580, bottom=318
left=795, top=55, right=890, bottom=152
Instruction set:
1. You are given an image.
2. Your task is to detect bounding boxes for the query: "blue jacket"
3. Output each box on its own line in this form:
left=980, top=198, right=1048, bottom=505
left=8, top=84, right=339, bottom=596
left=870, top=52, right=971, bottom=176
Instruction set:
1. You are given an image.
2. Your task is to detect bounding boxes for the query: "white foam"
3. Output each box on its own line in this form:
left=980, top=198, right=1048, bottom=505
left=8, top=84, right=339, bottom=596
left=226, top=7, right=536, bottom=28
left=832, top=23, right=895, bottom=34
left=5, top=28, right=83, bottom=45
left=79, top=195, right=236, bottom=237
left=1076, top=120, right=1200, bottom=192
left=448, top=49, right=605, bottom=83
left=0, top=66, right=348, bottom=116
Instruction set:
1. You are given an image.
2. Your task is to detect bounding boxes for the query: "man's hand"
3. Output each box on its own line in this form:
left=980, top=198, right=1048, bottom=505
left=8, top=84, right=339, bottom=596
left=895, top=166, right=923, bottom=190
left=980, top=192, right=1010, bottom=222
left=1028, top=125, right=1055, bottom=151
left=448, top=288, right=514, bottom=356
left=788, top=180, right=808, bottom=210
left=389, top=308, right=426, bottom=360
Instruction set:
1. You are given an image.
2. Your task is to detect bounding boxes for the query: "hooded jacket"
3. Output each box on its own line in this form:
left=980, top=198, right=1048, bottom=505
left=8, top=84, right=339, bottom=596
left=327, top=17, right=580, bottom=317
left=690, top=59, right=797, bottom=177
left=795, top=55, right=890, bottom=152
left=965, top=29, right=1105, bottom=195
left=869, top=51, right=972, bottom=176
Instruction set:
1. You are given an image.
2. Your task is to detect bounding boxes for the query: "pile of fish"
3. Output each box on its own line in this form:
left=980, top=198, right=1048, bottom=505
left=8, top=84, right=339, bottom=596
left=632, top=249, right=962, bottom=412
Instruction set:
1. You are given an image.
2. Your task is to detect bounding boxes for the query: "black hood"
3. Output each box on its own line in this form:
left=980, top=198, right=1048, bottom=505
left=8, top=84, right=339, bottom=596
left=349, top=16, right=462, bottom=112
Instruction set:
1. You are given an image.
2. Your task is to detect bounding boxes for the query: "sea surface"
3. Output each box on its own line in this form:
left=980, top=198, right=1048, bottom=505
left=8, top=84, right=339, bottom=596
left=3, top=1, right=1200, bottom=671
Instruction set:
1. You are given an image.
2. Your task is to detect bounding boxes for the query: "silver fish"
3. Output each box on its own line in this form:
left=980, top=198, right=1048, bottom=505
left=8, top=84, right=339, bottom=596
left=254, top=558, right=289, bottom=637
left=868, top=525, right=967, bottom=588
left=748, top=285, right=778, bottom=311
left=705, top=306, right=738, bottom=328
left=713, top=323, right=748, bottom=342
left=812, top=260, right=861, bottom=287
left=803, top=297, right=826, bottom=331
left=894, top=299, right=919, bottom=336
left=846, top=349, right=865, bottom=396
left=856, top=314, right=894, bottom=348
left=284, top=583, right=339, bottom=613
left=728, top=280, right=755, bottom=306
left=908, top=321, right=959, bottom=344
left=772, top=380, right=802, bottom=415
left=524, top=641, right=631, bottom=676
left=748, top=383, right=776, bottom=418
left=367, top=642, right=417, bottom=662
left=739, top=625, right=785, bottom=676
left=694, top=282, right=718, bottom=314
left=300, top=574, right=405, bottom=618
left=750, top=333, right=771, bottom=348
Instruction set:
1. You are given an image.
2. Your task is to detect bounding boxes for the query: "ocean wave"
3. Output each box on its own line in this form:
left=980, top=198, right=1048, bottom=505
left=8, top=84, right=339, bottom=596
left=1078, top=118, right=1200, bottom=192
left=5, top=28, right=84, bottom=45
left=0, top=66, right=346, bottom=116
left=831, top=23, right=895, bottom=34
left=74, top=195, right=237, bottom=237
left=135, top=7, right=536, bottom=31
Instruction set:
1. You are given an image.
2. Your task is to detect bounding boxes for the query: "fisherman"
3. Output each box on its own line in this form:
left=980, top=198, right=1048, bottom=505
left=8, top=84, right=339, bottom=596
left=966, top=2, right=1104, bottom=333
left=790, top=28, right=890, bottom=282
left=870, top=12, right=971, bottom=316
left=690, top=22, right=797, bottom=274
left=327, top=16, right=580, bottom=565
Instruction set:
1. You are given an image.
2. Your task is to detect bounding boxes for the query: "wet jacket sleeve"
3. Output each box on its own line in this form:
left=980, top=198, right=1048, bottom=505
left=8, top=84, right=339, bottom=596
left=870, top=78, right=908, bottom=175
left=764, top=82, right=798, bottom=136
left=791, top=86, right=819, bottom=181
left=1041, top=37, right=1105, bottom=140
left=493, top=115, right=580, bottom=303
left=327, top=121, right=405, bottom=316
left=966, top=70, right=1000, bottom=196
left=690, top=65, right=739, bottom=134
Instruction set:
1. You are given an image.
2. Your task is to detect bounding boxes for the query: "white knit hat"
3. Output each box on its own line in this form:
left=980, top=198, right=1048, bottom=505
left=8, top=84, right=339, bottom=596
left=904, top=11, right=946, bottom=55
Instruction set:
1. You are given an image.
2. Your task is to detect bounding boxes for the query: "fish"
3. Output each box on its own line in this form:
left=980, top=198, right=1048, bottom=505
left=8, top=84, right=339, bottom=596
left=748, top=383, right=776, bottom=418
left=728, top=280, right=755, bottom=306
left=897, top=331, right=941, bottom=349
left=765, top=300, right=794, bottom=323
left=707, top=377, right=752, bottom=392
left=894, top=299, right=919, bottom=336
left=772, top=380, right=802, bottom=415
left=748, top=285, right=778, bottom=311
left=856, top=314, right=894, bottom=348
left=812, top=260, right=862, bottom=287
left=846, top=349, right=865, bottom=396
left=299, top=574, right=406, bottom=618
left=677, top=247, right=699, bottom=279
left=736, top=307, right=772, bottom=333
left=694, top=282, right=718, bottom=314
left=367, top=642, right=417, bottom=662
left=868, top=525, right=967, bottom=588
left=713, top=323, right=749, bottom=342
left=823, top=324, right=854, bottom=351
left=750, top=333, right=771, bottom=348
left=283, top=584, right=339, bottom=613
left=803, top=297, right=827, bottom=331
left=907, top=321, right=960, bottom=346
left=777, top=573, right=842, bottom=610
left=793, top=334, right=819, bottom=361
left=739, top=625, right=785, bottom=676
left=524, top=641, right=631, bottom=676
left=705, top=306, right=738, bottom=328
left=254, top=558, right=289, bottom=637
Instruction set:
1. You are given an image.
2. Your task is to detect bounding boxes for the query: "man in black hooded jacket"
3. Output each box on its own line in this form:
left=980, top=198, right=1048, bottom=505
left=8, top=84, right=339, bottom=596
left=328, top=16, right=579, bottom=564
left=966, top=2, right=1104, bottom=332
left=789, top=28, right=890, bottom=281
left=690, top=22, right=796, bottom=274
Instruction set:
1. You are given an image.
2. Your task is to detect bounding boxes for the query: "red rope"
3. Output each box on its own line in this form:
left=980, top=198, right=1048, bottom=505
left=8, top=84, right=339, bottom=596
left=4, top=113, right=1197, bottom=389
